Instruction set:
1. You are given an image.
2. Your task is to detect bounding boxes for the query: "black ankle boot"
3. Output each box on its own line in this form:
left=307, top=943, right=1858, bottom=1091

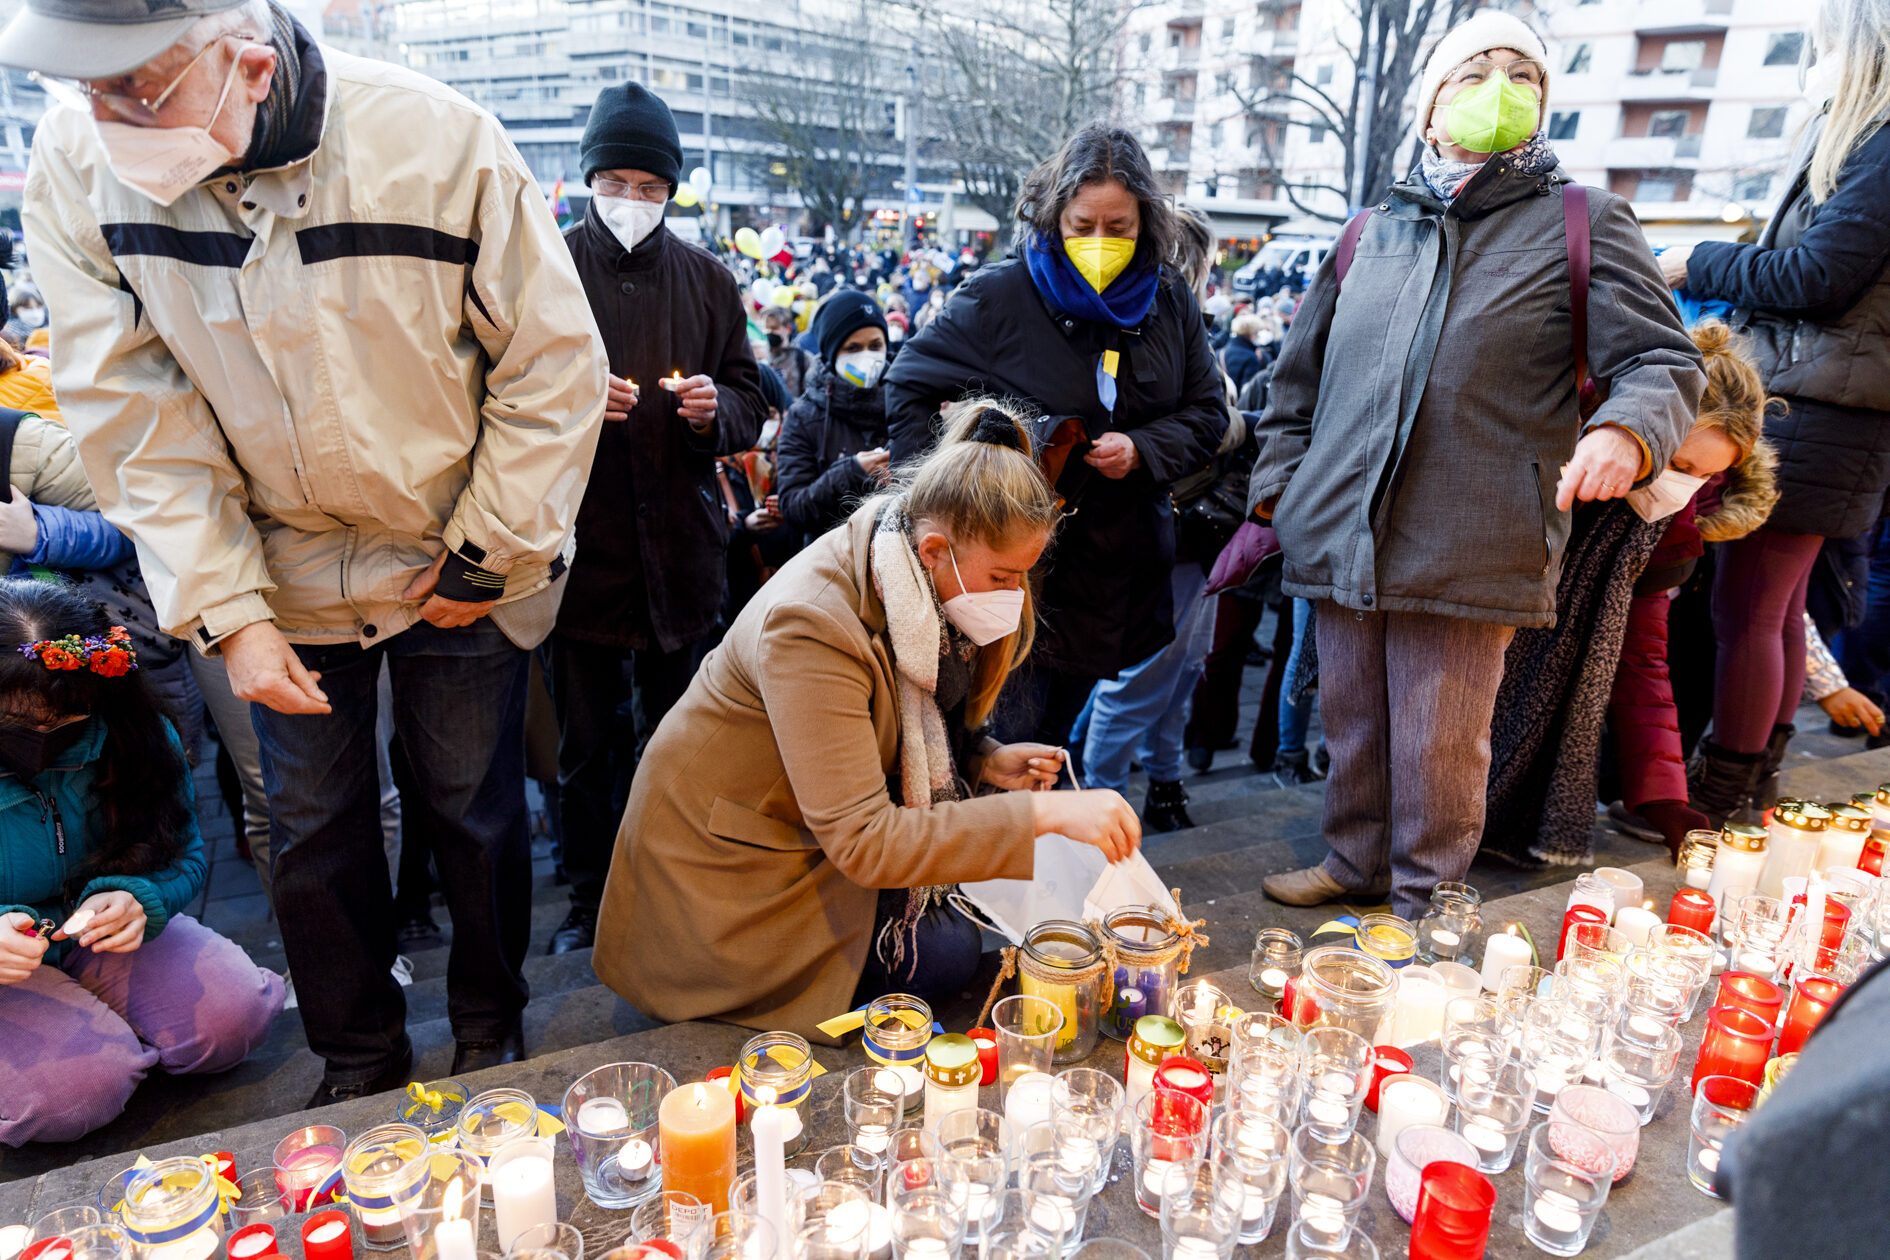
left=1142, top=779, right=1195, bottom=833
left=1751, top=723, right=1796, bottom=814
left=1687, top=739, right=1765, bottom=829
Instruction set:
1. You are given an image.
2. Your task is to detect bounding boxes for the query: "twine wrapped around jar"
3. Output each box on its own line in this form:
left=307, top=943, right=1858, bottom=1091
left=974, top=937, right=1121, bottom=1030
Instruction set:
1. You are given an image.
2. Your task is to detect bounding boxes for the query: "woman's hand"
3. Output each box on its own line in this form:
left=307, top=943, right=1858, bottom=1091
left=1658, top=246, right=1694, bottom=289
left=1031, top=789, right=1142, bottom=864
left=54, top=891, right=145, bottom=953
left=1555, top=427, right=1644, bottom=512
left=981, top=743, right=1065, bottom=791
left=0, top=913, right=47, bottom=984
left=0, top=486, right=38, bottom=555
left=1821, top=686, right=1885, bottom=736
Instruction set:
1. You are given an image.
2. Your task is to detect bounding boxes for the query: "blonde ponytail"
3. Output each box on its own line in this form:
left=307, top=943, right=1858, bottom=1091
left=897, top=397, right=1061, bottom=728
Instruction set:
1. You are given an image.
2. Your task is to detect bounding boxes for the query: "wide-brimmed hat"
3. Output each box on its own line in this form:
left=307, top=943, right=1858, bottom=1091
left=0, top=0, right=252, bottom=79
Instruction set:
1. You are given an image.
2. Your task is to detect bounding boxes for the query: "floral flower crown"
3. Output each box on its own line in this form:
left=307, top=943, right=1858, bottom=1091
left=18, top=626, right=138, bottom=677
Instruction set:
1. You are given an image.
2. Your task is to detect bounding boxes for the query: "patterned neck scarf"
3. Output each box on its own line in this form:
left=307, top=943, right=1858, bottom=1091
left=1420, top=131, right=1559, bottom=202
left=241, top=0, right=311, bottom=171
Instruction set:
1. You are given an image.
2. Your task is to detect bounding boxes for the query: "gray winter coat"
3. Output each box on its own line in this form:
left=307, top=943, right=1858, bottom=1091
left=1250, top=158, right=1704, bottom=628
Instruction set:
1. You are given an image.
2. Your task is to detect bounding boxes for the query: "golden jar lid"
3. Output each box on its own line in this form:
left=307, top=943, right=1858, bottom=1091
left=1876, top=783, right=1890, bottom=806
left=1826, top=804, right=1870, bottom=833
left=923, top=1034, right=980, bottom=1088
left=1775, top=801, right=1829, bottom=832
left=1721, top=823, right=1767, bottom=852
left=1852, top=791, right=1876, bottom=809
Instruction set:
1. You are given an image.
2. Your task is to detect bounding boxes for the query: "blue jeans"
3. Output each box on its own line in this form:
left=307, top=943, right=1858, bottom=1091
left=253, top=619, right=532, bottom=1081
left=1278, top=599, right=1316, bottom=757
left=1838, top=519, right=1890, bottom=707
left=1080, top=563, right=1215, bottom=789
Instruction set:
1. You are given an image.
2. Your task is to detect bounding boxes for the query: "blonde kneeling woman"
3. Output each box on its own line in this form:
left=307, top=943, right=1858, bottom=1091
left=594, top=399, right=1142, bottom=1037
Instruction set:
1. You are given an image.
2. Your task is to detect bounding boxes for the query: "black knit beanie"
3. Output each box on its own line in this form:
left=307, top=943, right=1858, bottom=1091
left=581, top=84, right=683, bottom=190
left=813, top=290, right=889, bottom=366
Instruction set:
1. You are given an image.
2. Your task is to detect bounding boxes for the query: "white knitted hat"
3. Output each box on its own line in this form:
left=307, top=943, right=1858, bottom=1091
left=1416, top=10, right=1551, bottom=130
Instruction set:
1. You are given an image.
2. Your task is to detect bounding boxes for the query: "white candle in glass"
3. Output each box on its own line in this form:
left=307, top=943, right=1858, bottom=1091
left=1478, top=928, right=1532, bottom=992
left=1005, top=1072, right=1056, bottom=1133
left=435, top=1219, right=475, bottom=1260
left=1374, top=1075, right=1448, bottom=1158
left=1391, top=966, right=1447, bottom=1047
left=490, top=1143, right=557, bottom=1251
left=1613, top=906, right=1661, bottom=948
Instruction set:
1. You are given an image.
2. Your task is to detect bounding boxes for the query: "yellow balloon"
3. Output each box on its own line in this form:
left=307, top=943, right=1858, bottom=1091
left=674, top=182, right=700, bottom=208
left=734, top=227, right=763, bottom=259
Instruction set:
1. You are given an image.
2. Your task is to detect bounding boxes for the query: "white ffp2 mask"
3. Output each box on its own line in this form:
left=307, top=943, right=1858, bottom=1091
left=939, top=547, right=1025, bottom=646
left=597, top=196, right=665, bottom=253
left=1626, top=468, right=1708, bottom=523
left=95, top=54, right=243, bottom=207
left=835, top=349, right=887, bottom=390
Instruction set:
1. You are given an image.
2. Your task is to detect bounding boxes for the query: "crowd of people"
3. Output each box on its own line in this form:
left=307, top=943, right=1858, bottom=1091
left=0, top=0, right=1886, bottom=1150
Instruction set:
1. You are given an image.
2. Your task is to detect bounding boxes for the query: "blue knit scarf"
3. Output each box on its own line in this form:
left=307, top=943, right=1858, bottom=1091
left=1023, top=234, right=1161, bottom=330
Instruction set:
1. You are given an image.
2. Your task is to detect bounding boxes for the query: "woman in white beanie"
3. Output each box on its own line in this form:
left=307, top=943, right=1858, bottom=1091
left=1248, top=10, right=1706, bottom=916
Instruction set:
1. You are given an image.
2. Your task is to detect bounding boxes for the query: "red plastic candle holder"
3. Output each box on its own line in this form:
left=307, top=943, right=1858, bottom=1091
left=1152, top=1056, right=1216, bottom=1110
left=1692, top=1005, right=1773, bottom=1091
left=1668, top=889, right=1717, bottom=935
left=1557, top=905, right=1610, bottom=962
left=1365, top=1046, right=1414, bottom=1113
left=227, top=1224, right=279, bottom=1260
left=301, top=1211, right=354, bottom=1260
left=967, top=1028, right=999, bottom=1086
left=1715, top=972, right=1784, bottom=1026
left=1778, top=972, right=1845, bottom=1056
left=1819, top=901, right=1852, bottom=951
left=1862, top=833, right=1886, bottom=877
left=1409, top=1160, right=1496, bottom=1260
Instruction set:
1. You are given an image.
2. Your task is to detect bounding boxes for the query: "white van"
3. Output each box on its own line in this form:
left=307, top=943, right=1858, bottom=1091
left=1233, top=236, right=1336, bottom=298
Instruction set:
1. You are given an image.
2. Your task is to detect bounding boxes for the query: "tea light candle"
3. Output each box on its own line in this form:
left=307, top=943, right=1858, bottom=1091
left=1595, top=868, right=1643, bottom=921
left=1613, top=904, right=1661, bottom=948
left=1374, top=1075, right=1448, bottom=1157
left=1668, top=889, right=1716, bottom=935
left=301, top=1212, right=354, bottom=1260
left=491, top=1149, right=556, bottom=1251
left=1479, top=927, right=1532, bottom=992
left=1557, top=905, right=1609, bottom=962
left=661, top=371, right=684, bottom=390
left=874, top=1066, right=924, bottom=1112
left=1365, top=1046, right=1414, bottom=1112
left=227, top=1226, right=277, bottom=1260
left=1151, top=1057, right=1214, bottom=1110
left=576, top=1097, right=630, bottom=1134
left=1532, top=1190, right=1584, bottom=1234
left=1462, top=1121, right=1507, bottom=1155
left=59, top=907, right=94, bottom=937
left=1005, top=1071, right=1057, bottom=1132
left=967, top=1029, right=998, bottom=1086
left=659, top=1081, right=738, bottom=1215
left=0, top=1228, right=27, bottom=1260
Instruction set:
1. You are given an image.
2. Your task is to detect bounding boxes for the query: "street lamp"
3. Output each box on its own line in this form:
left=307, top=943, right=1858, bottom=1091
left=1720, top=201, right=1748, bottom=224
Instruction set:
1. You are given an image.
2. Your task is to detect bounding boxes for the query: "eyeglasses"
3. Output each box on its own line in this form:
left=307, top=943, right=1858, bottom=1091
left=32, top=34, right=250, bottom=126
left=1443, top=57, right=1546, bottom=91
left=593, top=177, right=673, bottom=204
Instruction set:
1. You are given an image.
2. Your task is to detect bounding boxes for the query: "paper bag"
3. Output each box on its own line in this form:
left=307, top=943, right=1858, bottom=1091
left=958, top=837, right=1180, bottom=945
left=1083, top=851, right=1180, bottom=923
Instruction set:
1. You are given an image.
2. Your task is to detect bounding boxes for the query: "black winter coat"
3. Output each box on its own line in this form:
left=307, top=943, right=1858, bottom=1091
left=885, top=258, right=1227, bottom=678
left=1223, top=335, right=1264, bottom=393
left=775, top=360, right=889, bottom=542
left=1687, top=119, right=1890, bottom=538
left=558, top=218, right=766, bottom=651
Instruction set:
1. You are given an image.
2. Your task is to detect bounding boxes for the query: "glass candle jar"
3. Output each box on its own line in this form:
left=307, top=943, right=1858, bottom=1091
left=1170, top=979, right=1235, bottom=1096
left=455, top=1090, right=538, bottom=1203
left=1248, top=928, right=1304, bottom=1011
left=1760, top=802, right=1828, bottom=898
left=1677, top=831, right=1718, bottom=891
left=1289, top=946, right=1397, bottom=1045
left=1777, top=972, right=1845, bottom=1056
left=920, top=1034, right=981, bottom=1132
left=397, top=1081, right=468, bottom=1146
left=1415, top=883, right=1482, bottom=966
left=1816, top=804, right=1871, bottom=875
left=121, top=1158, right=226, bottom=1260
left=1125, top=1015, right=1186, bottom=1109
left=1565, top=872, right=1616, bottom=920
left=341, top=1123, right=430, bottom=1250
left=1556, top=906, right=1610, bottom=963
left=1355, top=913, right=1417, bottom=971
left=1016, top=921, right=1106, bottom=1063
left=1100, top=906, right=1186, bottom=1042
left=864, top=994, right=933, bottom=1116
left=274, top=1125, right=347, bottom=1213
left=1690, top=1006, right=1774, bottom=1091
left=739, top=1032, right=815, bottom=1157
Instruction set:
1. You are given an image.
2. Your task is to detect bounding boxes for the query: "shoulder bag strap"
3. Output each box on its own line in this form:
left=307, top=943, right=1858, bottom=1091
left=1332, top=209, right=1373, bottom=291
left=1562, top=183, right=1592, bottom=391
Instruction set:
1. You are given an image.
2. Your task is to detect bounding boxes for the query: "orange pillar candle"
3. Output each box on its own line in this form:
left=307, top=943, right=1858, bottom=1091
left=657, top=1081, right=737, bottom=1215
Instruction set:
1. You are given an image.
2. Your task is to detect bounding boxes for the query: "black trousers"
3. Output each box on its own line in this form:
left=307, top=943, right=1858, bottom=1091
left=545, top=634, right=702, bottom=911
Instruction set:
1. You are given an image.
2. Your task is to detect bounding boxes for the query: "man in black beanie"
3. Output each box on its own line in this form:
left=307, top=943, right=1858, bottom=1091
left=547, top=82, right=766, bottom=954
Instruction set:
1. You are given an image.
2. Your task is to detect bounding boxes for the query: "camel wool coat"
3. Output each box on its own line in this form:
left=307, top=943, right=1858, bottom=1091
left=593, top=504, right=1038, bottom=1039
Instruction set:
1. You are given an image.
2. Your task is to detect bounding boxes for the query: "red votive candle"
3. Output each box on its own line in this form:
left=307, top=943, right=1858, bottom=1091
left=1365, top=1046, right=1414, bottom=1113
left=1152, top=1056, right=1216, bottom=1110
left=1819, top=900, right=1852, bottom=951
left=301, top=1212, right=354, bottom=1260
left=1668, top=889, right=1716, bottom=935
left=1409, top=1160, right=1496, bottom=1260
left=1557, top=905, right=1610, bottom=962
left=1692, top=1005, right=1774, bottom=1091
left=704, top=1066, right=744, bottom=1124
left=1861, top=833, right=1886, bottom=877
left=1715, top=971, right=1784, bottom=1026
left=1778, top=972, right=1845, bottom=1056
left=967, top=1028, right=999, bottom=1086
left=227, top=1224, right=278, bottom=1260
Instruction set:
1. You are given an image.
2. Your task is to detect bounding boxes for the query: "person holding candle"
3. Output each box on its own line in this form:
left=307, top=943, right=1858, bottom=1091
left=594, top=399, right=1141, bottom=1036
left=776, top=291, right=895, bottom=546
left=0, top=580, right=284, bottom=1145
left=546, top=83, right=767, bottom=957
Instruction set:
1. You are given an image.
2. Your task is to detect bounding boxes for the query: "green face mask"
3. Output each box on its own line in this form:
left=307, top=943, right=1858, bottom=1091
left=1442, top=69, right=1540, bottom=154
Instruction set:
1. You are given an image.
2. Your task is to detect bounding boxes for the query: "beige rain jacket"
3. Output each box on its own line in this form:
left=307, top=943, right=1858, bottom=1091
left=22, top=42, right=606, bottom=651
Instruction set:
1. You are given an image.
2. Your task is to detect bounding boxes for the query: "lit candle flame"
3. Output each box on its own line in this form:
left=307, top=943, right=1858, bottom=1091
left=443, top=1177, right=463, bottom=1224
left=1644, top=899, right=1655, bottom=911
left=671, top=370, right=682, bottom=380
left=692, top=1082, right=707, bottom=1110
left=1506, top=923, right=1518, bottom=936
left=755, top=1085, right=778, bottom=1107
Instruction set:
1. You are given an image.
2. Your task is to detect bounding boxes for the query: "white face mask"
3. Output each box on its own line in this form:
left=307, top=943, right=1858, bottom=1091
left=1804, top=52, right=1842, bottom=107
left=939, top=546, right=1024, bottom=646
left=95, top=54, right=244, bottom=207
left=835, top=348, right=887, bottom=389
left=597, top=195, right=666, bottom=253
left=14, top=306, right=44, bottom=329
left=1626, top=468, right=1708, bottom=523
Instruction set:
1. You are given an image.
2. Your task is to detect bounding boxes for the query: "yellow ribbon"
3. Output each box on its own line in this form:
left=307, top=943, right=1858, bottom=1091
left=116, top=1155, right=241, bottom=1216
left=816, top=1005, right=929, bottom=1040
left=489, top=1100, right=567, bottom=1139
left=407, top=1081, right=446, bottom=1112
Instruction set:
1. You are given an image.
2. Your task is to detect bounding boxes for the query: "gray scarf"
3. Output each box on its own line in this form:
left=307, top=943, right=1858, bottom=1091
left=1420, top=131, right=1559, bottom=202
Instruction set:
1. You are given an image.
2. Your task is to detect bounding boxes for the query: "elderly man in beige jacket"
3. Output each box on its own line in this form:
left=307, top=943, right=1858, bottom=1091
left=9, top=0, right=606, bottom=1102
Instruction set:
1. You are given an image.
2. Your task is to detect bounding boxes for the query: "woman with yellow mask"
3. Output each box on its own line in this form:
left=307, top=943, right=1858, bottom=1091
left=1250, top=10, right=1706, bottom=918
left=885, top=125, right=1229, bottom=768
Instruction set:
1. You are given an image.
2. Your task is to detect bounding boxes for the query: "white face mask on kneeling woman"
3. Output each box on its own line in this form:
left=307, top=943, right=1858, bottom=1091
left=939, top=546, right=1024, bottom=645
left=1626, top=468, right=1708, bottom=523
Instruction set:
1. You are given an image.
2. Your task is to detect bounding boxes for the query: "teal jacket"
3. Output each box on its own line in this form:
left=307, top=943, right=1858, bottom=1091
left=0, top=719, right=204, bottom=965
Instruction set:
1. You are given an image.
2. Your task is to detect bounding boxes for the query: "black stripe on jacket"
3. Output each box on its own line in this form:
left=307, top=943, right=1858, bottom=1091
left=295, top=222, right=479, bottom=267
left=101, top=223, right=251, bottom=267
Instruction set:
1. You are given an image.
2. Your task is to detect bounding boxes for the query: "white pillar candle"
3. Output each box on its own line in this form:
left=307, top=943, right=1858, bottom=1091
left=1594, top=868, right=1643, bottom=922
left=1431, top=962, right=1482, bottom=1001
left=489, top=1140, right=557, bottom=1251
left=435, top=1219, right=476, bottom=1260
left=1374, top=1075, right=1448, bottom=1158
left=1391, top=966, right=1447, bottom=1047
left=1479, top=929, right=1532, bottom=992
left=1005, top=1072, right=1056, bottom=1133
left=1613, top=906, right=1661, bottom=948
left=752, top=1102, right=789, bottom=1253
left=0, top=1230, right=27, bottom=1260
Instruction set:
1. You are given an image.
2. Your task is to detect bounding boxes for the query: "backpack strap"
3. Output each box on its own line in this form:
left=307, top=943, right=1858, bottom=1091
left=1332, top=209, right=1373, bottom=291
left=1562, top=183, right=1592, bottom=392
left=0, top=408, right=25, bottom=502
